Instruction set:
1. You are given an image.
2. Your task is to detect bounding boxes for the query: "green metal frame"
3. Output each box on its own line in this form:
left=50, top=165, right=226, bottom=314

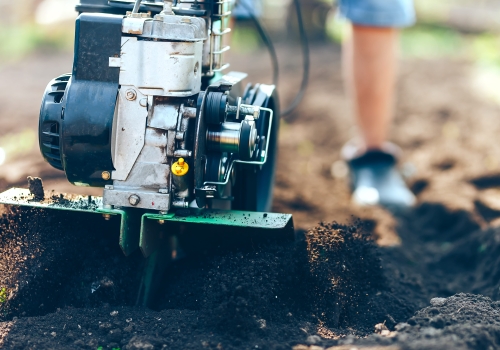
left=0, top=188, right=293, bottom=255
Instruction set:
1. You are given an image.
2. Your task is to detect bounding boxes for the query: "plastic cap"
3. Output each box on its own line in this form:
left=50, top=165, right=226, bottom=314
left=171, top=158, right=189, bottom=176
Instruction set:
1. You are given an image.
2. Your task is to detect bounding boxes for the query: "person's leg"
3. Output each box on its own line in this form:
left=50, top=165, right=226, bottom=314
left=343, top=25, right=398, bottom=151
left=337, top=0, right=416, bottom=208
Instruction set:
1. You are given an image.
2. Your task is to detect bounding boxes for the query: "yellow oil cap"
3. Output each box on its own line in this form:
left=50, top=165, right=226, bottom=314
left=172, top=158, right=189, bottom=176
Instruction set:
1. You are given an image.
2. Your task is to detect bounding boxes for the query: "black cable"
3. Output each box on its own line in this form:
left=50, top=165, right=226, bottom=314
left=281, top=0, right=309, bottom=117
left=237, top=0, right=279, bottom=87
left=235, top=0, right=309, bottom=118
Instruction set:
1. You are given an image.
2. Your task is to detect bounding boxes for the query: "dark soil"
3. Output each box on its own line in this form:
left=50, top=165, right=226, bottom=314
left=3, top=202, right=500, bottom=349
left=3, top=40, right=500, bottom=349
left=0, top=213, right=390, bottom=349
left=0, top=207, right=142, bottom=320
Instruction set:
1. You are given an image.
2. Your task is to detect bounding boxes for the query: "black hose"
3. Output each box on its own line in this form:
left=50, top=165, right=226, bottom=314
left=236, top=0, right=279, bottom=87
left=234, top=0, right=309, bottom=118
left=281, top=0, right=310, bottom=117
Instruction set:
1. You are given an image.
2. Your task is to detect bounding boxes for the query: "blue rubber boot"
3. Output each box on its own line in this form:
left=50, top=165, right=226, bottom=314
left=343, top=145, right=416, bottom=209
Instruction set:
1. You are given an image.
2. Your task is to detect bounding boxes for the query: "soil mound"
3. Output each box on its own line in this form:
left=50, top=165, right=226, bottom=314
left=343, top=294, right=500, bottom=350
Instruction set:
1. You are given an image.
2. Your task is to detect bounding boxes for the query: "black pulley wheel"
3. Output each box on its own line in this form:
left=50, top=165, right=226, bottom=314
left=205, top=92, right=227, bottom=125
left=231, top=84, right=279, bottom=212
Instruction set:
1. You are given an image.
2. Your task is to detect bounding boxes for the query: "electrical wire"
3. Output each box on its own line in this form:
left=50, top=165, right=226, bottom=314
left=237, top=0, right=279, bottom=87
left=281, top=0, right=309, bottom=117
left=235, top=0, right=309, bottom=118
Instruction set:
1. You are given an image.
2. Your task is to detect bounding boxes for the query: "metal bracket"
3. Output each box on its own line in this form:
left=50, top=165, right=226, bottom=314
left=0, top=188, right=294, bottom=258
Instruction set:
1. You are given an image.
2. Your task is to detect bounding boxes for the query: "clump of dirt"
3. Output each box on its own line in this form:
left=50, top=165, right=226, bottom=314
left=27, top=176, right=44, bottom=201
left=304, top=222, right=385, bottom=329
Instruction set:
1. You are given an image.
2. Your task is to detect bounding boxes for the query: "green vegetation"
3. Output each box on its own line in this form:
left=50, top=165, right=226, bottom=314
left=400, top=24, right=500, bottom=66
left=470, top=33, right=500, bottom=68
left=0, top=288, right=7, bottom=303
left=231, top=25, right=260, bottom=53
left=0, top=23, right=74, bottom=64
left=400, top=24, right=464, bottom=59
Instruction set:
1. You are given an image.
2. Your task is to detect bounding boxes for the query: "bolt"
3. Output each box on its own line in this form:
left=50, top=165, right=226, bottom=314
left=126, top=89, right=137, bottom=101
left=252, top=106, right=260, bottom=119
left=101, top=171, right=111, bottom=180
left=173, top=149, right=192, bottom=158
left=129, top=194, right=140, bottom=206
left=182, top=107, right=197, bottom=118
left=102, top=214, right=111, bottom=221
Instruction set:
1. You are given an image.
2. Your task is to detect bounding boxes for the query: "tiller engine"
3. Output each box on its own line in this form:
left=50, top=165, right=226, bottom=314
left=0, top=0, right=294, bottom=306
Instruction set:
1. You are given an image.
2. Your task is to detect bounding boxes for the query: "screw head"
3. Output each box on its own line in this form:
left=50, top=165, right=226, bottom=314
left=126, top=89, right=137, bottom=101
left=128, top=194, right=140, bottom=206
left=101, top=171, right=111, bottom=180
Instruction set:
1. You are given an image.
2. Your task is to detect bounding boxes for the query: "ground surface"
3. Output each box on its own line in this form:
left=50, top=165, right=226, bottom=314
left=2, top=41, right=500, bottom=349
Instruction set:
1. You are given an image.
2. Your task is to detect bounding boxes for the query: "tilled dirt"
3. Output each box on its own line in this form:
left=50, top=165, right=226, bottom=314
left=0, top=207, right=143, bottom=319
left=3, top=204, right=500, bottom=349
left=3, top=42, right=500, bottom=349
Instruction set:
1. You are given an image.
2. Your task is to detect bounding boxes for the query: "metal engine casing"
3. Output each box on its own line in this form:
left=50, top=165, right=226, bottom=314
left=106, top=13, right=206, bottom=211
left=39, top=6, right=280, bottom=214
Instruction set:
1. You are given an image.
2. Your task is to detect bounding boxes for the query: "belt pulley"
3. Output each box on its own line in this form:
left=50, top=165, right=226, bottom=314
left=193, top=83, right=279, bottom=211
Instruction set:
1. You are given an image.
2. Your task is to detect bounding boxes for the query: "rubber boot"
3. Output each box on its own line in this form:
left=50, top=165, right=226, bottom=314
left=342, top=141, right=416, bottom=209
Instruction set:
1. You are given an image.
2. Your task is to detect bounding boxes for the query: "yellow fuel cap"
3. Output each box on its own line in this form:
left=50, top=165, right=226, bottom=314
left=171, top=158, right=189, bottom=176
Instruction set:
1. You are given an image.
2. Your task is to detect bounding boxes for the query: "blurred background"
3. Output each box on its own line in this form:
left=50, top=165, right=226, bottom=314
left=3, top=0, right=500, bottom=69
left=2, top=0, right=500, bottom=229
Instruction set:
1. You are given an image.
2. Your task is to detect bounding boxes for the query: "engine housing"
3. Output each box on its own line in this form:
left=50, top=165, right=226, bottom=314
left=40, top=5, right=279, bottom=213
